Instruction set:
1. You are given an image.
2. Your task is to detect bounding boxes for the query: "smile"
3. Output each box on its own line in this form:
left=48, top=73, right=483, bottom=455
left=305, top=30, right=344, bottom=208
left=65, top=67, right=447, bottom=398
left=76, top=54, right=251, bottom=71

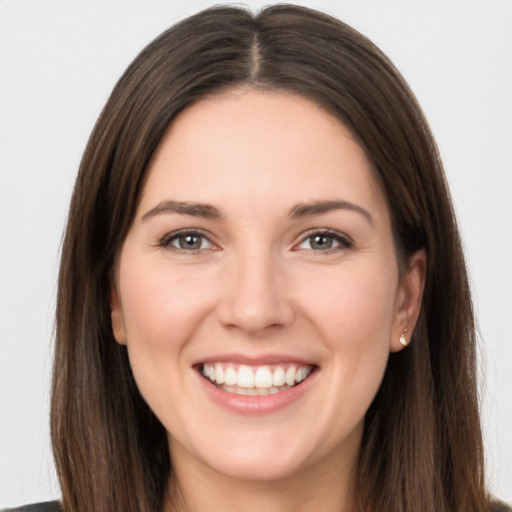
left=201, top=363, right=315, bottom=396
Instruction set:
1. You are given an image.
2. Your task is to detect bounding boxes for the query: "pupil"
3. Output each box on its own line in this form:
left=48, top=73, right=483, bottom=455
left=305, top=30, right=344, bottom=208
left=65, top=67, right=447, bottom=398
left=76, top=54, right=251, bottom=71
left=180, top=235, right=201, bottom=250
left=312, top=235, right=332, bottom=250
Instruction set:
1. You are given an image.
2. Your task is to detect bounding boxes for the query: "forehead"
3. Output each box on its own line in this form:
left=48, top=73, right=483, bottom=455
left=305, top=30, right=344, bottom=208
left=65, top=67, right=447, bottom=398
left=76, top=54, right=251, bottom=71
left=139, top=89, right=388, bottom=223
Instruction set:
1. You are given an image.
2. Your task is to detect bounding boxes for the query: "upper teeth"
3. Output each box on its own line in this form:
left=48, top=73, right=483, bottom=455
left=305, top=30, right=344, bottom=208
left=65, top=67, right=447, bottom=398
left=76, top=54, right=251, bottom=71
left=202, top=363, right=313, bottom=389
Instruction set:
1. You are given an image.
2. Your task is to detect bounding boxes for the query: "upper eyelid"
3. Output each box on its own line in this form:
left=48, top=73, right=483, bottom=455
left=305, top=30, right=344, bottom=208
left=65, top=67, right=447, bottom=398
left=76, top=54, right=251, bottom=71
left=292, top=230, right=353, bottom=253
left=297, top=228, right=352, bottom=243
left=159, top=228, right=216, bottom=247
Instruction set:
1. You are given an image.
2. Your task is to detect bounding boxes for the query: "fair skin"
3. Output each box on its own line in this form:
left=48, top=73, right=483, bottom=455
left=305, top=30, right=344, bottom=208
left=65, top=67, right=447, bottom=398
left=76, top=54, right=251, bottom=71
left=111, top=89, right=425, bottom=512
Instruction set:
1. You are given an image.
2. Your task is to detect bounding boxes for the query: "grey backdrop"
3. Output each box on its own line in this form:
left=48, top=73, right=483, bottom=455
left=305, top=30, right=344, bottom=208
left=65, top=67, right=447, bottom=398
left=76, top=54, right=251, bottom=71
left=1, top=0, right=511, bottom=507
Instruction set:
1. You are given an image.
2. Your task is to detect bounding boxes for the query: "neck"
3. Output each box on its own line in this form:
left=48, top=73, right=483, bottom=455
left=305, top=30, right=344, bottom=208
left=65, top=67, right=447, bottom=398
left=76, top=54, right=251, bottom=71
left=165, top=441, right=357, bottom=512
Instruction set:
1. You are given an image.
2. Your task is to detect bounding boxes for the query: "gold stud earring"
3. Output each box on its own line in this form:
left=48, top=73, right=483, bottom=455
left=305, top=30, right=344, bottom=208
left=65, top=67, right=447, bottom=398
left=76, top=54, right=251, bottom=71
left=399, top=328, right=408, bottom=347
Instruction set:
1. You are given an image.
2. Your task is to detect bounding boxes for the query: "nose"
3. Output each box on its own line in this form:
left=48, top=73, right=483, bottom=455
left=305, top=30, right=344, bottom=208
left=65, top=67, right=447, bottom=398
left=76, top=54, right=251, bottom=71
left=216, top=248, right=295, bottom=336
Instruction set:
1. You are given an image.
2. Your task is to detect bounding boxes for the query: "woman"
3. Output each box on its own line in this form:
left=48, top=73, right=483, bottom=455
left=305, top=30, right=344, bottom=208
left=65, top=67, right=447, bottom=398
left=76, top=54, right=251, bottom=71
left=4, top=4, right=509, bottom=512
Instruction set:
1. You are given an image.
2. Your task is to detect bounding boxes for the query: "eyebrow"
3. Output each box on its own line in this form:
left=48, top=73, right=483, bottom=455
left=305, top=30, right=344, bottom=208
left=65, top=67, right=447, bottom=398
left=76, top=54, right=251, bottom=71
left=141, top=198, right=373, bottom=226
left=288, top=200, right=374, bottom=226
left=142, top=200, right=222, bottom=221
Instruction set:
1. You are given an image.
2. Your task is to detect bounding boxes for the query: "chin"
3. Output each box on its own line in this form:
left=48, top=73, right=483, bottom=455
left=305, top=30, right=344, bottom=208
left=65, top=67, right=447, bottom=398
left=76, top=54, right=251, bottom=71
left=170, top=424, right=318, bottom=483
left=199, top=448, right=310, bottom=482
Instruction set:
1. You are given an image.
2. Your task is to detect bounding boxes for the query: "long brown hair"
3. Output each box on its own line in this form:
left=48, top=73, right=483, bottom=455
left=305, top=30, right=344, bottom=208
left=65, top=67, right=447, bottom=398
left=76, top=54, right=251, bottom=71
left=52, top=5, right=491, bottom=512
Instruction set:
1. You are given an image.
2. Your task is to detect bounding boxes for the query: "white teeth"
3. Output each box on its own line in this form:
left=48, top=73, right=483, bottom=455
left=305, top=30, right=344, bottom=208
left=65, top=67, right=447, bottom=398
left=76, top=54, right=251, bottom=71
left=272, top=367, right=286, bottom=386
left=237, top=366, right=254, bottom=388
left=224, top=367, right=237, bottom=386
left=285, top=366, right=296, bottom=386
left=220, top=384, right=292, bottom=396
left=254, top=367, right=273, bottom=388
left=201, top=362, right=313, bottom=394
left=295, top=366, right=306, bottom=383
left=215, top=364, right=225, bottom=384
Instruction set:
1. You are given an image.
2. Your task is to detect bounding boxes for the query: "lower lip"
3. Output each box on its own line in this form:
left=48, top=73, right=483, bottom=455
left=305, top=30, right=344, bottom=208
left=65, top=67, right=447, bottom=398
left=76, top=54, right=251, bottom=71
left=197, top=370, right=317, bottom=415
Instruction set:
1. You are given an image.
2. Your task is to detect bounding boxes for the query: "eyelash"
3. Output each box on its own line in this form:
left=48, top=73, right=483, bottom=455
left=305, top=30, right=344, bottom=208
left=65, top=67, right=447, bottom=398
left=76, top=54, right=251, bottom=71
left=158, top=229, right=352, bottom=254
left=295, top=229, right=353, bottom=253
left=158, top=229, right=216, bottom=253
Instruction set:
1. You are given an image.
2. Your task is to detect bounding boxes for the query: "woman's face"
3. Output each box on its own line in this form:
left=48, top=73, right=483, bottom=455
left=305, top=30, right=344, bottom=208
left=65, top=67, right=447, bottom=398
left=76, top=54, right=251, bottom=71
left=111, top=90, right=424, bottom=483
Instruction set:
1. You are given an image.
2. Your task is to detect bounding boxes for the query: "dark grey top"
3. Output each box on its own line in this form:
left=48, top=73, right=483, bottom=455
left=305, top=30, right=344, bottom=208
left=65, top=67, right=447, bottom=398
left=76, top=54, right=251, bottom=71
left=1, top=501, right=61, bottom=512
left=2, top=499, right=511, bottom=511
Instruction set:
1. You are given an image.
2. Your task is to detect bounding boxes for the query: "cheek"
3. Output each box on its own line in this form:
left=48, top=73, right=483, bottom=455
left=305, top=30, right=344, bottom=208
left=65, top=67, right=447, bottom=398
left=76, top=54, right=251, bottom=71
left=303, top=262, right=396, bottom=396
left=117, top=261, right=219, bottom=418
left=301, top=262, right=398, bottom=346
left=119, top=261, right=217, bottom=352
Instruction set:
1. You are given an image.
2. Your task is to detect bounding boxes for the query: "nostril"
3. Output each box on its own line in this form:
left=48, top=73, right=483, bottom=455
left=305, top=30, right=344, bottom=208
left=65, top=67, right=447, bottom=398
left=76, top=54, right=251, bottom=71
left=216, top=297, right=295, bottom=335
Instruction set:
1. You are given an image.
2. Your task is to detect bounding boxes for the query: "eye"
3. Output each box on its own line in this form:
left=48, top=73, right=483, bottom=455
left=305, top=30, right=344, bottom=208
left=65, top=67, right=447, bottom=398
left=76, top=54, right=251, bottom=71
left=296, top=230, right=352, bottom=252
left=160, top=230, right=215, bottom=252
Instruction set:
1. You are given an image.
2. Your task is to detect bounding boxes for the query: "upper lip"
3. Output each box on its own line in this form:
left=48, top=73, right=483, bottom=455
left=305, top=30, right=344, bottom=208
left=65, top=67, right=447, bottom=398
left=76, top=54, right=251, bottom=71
left=193, top=353, right=317, bottom=367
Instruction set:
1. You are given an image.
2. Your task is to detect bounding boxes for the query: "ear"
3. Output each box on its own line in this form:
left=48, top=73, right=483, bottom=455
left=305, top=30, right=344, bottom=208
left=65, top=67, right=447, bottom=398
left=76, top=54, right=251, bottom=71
left=390, top=249, right=427, bottom=352
left=110, top=284, right=127, bottom=345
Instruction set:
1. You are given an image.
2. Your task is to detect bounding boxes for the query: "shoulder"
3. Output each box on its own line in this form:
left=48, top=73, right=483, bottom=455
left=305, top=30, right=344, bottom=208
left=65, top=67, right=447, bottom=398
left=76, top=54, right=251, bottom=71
left=1, top=501, right=62, bottom=512
left=492, top=501, right=512, bottom=512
